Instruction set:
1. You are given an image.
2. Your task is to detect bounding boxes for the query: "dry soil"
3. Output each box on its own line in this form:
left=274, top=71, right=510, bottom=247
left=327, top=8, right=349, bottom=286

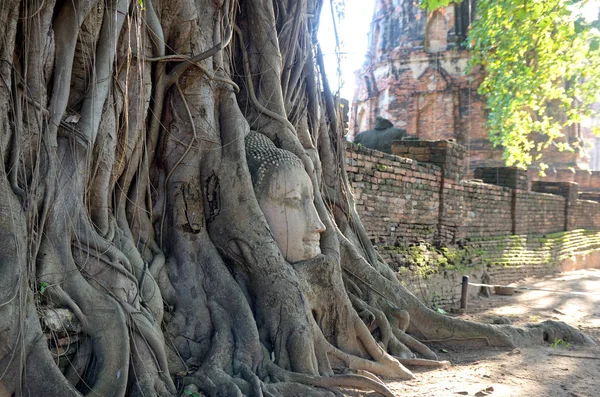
left=350, top=268, right=600, bottom=397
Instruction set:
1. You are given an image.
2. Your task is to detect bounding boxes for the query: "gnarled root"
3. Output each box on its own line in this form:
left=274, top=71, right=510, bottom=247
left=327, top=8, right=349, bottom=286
left=38, top=233, right=131, bottom=397
left=340, top=235, right=596, bottom=354
left=264, top=359, right=396, bottom=397
left=325, top=340, right=414, bottom=380
left=350, top=294, right=413, bottom=359
left=526, top=320, right=595, bottom=346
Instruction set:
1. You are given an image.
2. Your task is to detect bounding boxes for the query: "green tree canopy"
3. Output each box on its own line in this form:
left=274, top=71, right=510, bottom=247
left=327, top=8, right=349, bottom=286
left=421, top=0, right=600, bottom=168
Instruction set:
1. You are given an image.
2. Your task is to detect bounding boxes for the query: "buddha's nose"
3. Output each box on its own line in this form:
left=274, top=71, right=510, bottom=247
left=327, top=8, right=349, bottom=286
left=309, top=203, right=326, bottom=233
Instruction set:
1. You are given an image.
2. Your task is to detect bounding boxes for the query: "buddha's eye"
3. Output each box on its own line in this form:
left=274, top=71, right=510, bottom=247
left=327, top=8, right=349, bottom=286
left=283, top=191, right=302, bottom=206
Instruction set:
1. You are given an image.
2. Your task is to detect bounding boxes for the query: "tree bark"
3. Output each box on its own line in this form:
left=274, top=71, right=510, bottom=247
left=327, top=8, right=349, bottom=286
left=0, top=0, right=593, bottom=396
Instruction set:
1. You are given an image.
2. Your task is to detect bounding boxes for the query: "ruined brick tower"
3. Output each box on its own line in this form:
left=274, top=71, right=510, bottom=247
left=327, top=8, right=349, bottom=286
left=350, top=0, right=590, bottom=173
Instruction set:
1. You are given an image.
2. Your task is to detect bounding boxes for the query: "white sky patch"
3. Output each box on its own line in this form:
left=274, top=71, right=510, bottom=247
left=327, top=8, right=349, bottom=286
left=577, top=0, right=600, bottom=22
left=318, top=0, right=375, bottom=100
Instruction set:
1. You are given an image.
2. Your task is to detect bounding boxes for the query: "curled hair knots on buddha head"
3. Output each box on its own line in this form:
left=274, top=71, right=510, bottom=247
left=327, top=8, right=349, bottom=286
left=245, top=131, right=304, bottom=196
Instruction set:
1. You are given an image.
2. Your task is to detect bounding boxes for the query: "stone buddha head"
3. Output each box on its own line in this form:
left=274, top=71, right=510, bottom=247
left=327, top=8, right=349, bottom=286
left=245, top=132, right=326, bottom=263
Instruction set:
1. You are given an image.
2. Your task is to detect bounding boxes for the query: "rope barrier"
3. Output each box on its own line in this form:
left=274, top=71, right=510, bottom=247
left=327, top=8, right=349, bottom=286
left=466, top=282, right=600, bottom=297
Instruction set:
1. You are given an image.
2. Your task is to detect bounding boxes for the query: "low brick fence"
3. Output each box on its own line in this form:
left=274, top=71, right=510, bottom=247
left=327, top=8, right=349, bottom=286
left=399, top=230, right=600, bottom=308
left=346, top=145, right=442, bottom=242
left=346, top=140, right=600, bottom=248
left=461, top=181, right=512, bottom=237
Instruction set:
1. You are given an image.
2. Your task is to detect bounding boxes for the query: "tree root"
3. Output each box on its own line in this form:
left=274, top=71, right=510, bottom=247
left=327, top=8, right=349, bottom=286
left=264, top=360, right=396, bottom=397
left=337, top=369, right=385, bottom=386
left=77, top=0, right=129, bottom=146
left=327, top=342, right=414, bottom=380
left=350, top=294, right=414, bottom=359
left=392, top=328, right=438, bottom=360
left=64, top=336, right=92, bottom=387
left=397, top=358, right=450, bottom=367
left=47, top=0, right=97, bottom=146
left=265, top=382, right=338, bottom=397
left=526, top=320, right=595, bottom=346
left=22, top=332, right=81, bottom=396
left=2, top=1, right=596, bottom=397
left=309, top=375, right=395, bottom=397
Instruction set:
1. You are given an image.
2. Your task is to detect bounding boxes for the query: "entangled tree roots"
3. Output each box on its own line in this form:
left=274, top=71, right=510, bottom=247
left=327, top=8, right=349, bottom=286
left=0, top=1, right=594, bottom=396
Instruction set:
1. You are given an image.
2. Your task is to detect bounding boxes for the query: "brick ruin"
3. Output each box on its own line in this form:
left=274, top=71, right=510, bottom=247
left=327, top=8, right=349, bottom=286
left=347, top=139, right=600, bottom=247
left=345, top=139, right=600, bottom=306
left=350, top=0, right=595, bottom=176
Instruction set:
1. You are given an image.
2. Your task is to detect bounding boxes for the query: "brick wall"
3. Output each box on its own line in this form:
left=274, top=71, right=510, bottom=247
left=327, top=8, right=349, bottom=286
left=404, top=231, right=600, bottom=308
left=346, top=144, right=441, bottom=244
left=462, top=181, right=512, bottom=237
left=391, top=139, right=467, bottom=242
left=513, top=191, right=566, bottom=235
left=474, top=167, right=528, bottom=190
left=575, top=200, right=600, bottom=229
left=529, top=168, right=600, bottom=192
left=345, top=140, right=600, bottom=249
left=580, top=192, right=600, bottom=202
left=530, top=181, right=579, bottom=231
left=343, top=139, right=600, bottom=308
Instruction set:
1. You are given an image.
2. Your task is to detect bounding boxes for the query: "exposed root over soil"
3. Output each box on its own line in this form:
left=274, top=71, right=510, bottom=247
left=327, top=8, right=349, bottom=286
left=351, top=269, right=600, bottom=397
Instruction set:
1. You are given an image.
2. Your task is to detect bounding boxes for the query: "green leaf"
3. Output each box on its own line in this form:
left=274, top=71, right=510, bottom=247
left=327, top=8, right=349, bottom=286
left=39, top=281, right=49, bottom=295
left=419, top=0, right=458, bottom=12
left=440, top=348, right=448, bottom=353
left=464, top=0, right=600, bottom=167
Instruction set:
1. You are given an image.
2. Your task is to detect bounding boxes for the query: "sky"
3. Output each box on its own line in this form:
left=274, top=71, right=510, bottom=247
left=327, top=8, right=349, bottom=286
left=317, top=0, right=376, bottom=101
left=317, top=0, right=600, bottom=101
left=579, top=0, right=600, bottom=22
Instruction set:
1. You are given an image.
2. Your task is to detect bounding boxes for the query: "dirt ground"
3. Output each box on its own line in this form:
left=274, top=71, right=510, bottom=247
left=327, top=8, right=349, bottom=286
left=351, top=268, right=600, bottom=397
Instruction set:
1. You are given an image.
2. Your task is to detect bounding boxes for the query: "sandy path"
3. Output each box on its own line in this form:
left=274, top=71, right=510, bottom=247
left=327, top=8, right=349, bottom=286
left=349, top=269, right=600, bottom=397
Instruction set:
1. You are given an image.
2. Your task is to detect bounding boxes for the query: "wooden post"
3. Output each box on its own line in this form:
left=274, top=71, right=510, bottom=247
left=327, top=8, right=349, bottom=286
left=460, top=275, right=469, bottom=312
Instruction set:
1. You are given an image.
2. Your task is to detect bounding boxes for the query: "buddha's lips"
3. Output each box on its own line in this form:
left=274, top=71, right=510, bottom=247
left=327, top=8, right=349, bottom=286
left=303, top=238, right=321, bottom=243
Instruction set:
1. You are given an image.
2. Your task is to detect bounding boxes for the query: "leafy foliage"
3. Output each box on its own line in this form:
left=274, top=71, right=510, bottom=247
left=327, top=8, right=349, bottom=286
left=421, top=0, right=600, bottom=168
left=419, top=0, right=456, bottom=12
left=39, top=281, right=49, bottom=295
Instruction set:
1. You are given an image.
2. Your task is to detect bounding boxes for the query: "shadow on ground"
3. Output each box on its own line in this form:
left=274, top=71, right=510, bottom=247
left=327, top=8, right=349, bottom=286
left=345, top=269, right=600, bottom=397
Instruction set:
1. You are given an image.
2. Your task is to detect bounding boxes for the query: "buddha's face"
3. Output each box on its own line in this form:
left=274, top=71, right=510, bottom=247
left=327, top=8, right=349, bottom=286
left=258, top=165, right=326, bottom=263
